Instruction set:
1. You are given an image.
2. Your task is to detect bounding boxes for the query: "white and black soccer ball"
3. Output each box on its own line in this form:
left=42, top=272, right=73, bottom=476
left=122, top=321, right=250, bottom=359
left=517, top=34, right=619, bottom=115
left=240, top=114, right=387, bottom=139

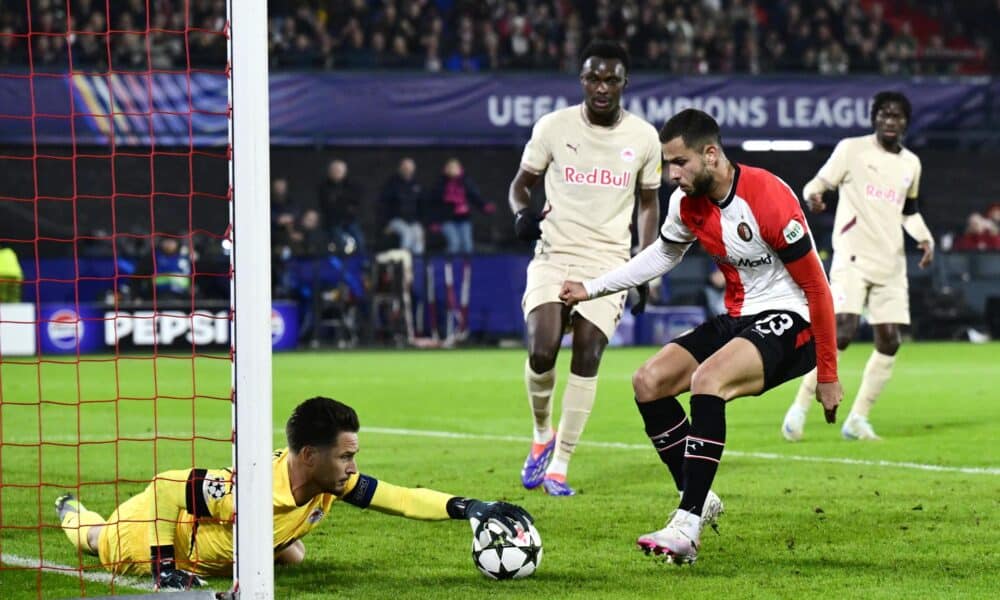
left=471, top=517, right=542, bottom=580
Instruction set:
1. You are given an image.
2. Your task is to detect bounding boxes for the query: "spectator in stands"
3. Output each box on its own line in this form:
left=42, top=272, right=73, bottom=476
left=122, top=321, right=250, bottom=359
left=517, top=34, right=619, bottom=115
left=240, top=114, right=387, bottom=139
left=138, top=236, right=192, bottom=304
left=953, top=212, right=1000, bottom=251
left=429, top=158, right=494, bottom=255
left=272, top=178, right=303, bottom=298
left=317, top=159, right=365, bottom=255
left=380, top=157, right=425, bottom=255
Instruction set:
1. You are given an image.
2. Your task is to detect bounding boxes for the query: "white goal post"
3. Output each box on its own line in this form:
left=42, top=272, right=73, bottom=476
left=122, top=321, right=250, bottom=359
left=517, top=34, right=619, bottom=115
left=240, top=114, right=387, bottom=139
left=229, top=0, right=274, bottom=597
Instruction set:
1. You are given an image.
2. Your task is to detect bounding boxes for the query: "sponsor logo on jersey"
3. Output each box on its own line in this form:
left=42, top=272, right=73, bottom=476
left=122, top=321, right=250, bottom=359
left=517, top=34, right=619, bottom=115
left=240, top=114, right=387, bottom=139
left=47, top=309, right=84, bottom=350
left=620, top=147, right=636, bottom=162
left=864, top=184, right=903, bottom=206
left=563, top=166, right=632, bottom=189
left=711, top=253, right=774, bottom=268
left=783, top=219, right=805, bottom=244
left=565, top=142, right=579, bottom=153
left=737, top=222, right=753, bottom=242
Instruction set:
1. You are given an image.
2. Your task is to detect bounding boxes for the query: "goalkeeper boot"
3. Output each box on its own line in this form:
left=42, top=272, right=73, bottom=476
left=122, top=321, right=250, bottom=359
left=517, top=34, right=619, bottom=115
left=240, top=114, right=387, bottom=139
left=520, top=432, right=555, bottom=489
left=782, top=404, right=807, bottom=442
left=54, top=493, right=82, bottom=522
left=842, top=414, right=881, bottom=441
left=636, top=508, right=700, bottom=565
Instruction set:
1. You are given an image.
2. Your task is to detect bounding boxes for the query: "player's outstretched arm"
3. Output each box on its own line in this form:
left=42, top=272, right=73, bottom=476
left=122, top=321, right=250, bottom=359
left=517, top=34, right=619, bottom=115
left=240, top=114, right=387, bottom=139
left=565, top=238, right=689, bottom=304
left=341, top=474, right=533, bottom=534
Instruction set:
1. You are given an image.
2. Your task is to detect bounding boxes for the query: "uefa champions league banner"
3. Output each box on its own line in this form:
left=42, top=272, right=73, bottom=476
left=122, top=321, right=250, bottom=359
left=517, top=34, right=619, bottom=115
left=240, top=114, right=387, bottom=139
left=0, top=73, right=993, bottom=146
left=36, top=302, right=298, bottom=354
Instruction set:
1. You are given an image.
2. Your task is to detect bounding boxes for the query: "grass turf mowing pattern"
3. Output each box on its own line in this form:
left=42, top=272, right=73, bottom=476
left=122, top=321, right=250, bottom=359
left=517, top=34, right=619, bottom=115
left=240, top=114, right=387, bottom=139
left=1, top=342, right=997, bottom=598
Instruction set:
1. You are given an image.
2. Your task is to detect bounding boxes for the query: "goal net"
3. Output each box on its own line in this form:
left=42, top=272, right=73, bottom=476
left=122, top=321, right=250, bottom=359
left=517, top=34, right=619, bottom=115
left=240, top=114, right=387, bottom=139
left=0, top=1, right=272, bottom=597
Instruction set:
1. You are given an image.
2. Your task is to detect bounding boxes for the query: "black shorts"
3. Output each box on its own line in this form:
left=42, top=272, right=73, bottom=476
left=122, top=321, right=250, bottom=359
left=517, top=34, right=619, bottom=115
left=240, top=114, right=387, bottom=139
left=672, top=310, right=816, bottom=394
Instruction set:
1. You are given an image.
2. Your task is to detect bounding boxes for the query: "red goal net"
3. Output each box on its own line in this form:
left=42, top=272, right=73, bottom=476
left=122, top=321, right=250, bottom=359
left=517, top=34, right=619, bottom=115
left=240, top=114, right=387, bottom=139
left=0, top=1, right=235, bottom=596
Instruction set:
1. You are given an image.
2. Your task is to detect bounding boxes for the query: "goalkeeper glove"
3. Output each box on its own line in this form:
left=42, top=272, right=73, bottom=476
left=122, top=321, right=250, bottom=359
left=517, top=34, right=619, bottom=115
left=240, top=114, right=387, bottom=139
left=630, top=283, right=649, bottom=316
left=447, top=497, right=534, bottom=536
left=513, top=209, right=543, bottom=242
left=151, top=545, right=206, bottom=591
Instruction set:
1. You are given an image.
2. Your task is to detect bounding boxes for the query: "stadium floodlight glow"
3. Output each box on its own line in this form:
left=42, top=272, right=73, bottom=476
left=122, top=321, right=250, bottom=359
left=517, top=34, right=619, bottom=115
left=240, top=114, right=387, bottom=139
left=740, top=140, right=815, bottom=152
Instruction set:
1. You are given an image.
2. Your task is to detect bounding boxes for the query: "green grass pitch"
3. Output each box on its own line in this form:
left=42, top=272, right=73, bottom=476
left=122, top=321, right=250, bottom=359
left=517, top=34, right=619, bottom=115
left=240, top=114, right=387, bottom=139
left=1, top=342, right=997, bottom=599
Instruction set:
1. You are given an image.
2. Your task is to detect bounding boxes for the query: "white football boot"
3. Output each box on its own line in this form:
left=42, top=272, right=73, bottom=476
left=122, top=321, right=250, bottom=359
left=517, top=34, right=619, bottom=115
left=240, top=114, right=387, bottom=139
left=781, top=404, right=807, bottom=442
left=841, top=414, right=881, bottom=440
left=636, top=508, right=702, bottom=564
left=700, top=490, right=725, bottom=532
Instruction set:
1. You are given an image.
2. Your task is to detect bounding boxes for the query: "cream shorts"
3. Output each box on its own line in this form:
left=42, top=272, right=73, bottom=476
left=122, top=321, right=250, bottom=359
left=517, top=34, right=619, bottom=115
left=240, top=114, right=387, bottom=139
left=828, top=260, right=910, bottom=325
left=522, top=259, right=627, bottom=341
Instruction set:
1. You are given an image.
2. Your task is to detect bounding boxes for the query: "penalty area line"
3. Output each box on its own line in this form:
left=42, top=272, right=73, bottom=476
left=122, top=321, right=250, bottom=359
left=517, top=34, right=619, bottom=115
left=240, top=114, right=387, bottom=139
left=0, top=552, right=153, bottom=591
left=363, top=426, right=1000, bottom=476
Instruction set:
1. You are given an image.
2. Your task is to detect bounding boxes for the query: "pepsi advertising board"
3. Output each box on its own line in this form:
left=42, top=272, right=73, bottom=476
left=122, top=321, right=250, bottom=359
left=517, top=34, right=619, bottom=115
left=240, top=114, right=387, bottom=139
left=38, top=302, right=298, bottom=354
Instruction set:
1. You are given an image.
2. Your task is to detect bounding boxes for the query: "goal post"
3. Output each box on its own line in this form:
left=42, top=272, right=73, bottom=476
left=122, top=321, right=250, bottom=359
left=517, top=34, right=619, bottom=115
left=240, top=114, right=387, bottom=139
left=229, top=0, right=273, bottom=597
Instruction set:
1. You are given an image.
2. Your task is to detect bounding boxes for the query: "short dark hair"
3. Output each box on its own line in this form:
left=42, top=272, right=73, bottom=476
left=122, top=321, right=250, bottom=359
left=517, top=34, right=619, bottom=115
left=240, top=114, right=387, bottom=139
left=286, top=396, right=360, bottom=453
left=871, top=91, right=911, bottom=125
left=579, top=39, right=630, bottom=73
left=659, top=109, right=722, bottom=151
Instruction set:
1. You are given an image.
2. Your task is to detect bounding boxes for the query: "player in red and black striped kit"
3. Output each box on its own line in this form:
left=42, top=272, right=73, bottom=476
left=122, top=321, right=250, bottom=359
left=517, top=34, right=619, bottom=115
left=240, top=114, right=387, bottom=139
left=560, top=109, right=843, bottom=564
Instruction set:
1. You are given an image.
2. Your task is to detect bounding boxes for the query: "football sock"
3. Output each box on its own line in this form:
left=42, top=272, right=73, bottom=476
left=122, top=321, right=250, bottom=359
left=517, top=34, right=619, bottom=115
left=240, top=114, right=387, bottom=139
left=60, top=505, right=105, bottom=555
left=791, top=367, right=818, bottom=411
left=546, top=373, right=597, bottom=478
left=636, top=396, right=689, bottom=492
left=680, top=394, right=726, bottom=516
left=850, top=350, right=895, bottom=418
left=793, top=350, right=845, bottom=412
left=525, top=359, right=556, bottom=444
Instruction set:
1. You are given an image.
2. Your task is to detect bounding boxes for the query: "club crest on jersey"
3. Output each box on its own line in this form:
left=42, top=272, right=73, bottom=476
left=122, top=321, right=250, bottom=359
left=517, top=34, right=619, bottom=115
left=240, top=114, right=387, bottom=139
left=620, top=147, right=636, bottom=162
left=563, top=166, right=632, bottom=189
left=737, top=222, right=753, bottom=242
left=307, top=508, right=325, bottom=524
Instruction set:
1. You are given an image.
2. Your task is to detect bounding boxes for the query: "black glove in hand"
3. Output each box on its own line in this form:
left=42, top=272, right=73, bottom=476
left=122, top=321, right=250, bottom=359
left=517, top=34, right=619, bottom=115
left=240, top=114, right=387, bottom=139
left=513, top=209, right=543, bottom=242
left=152, top=545, right=206, bottom=591
left=457, top=499, right=534, bottom=536
left=630, top=282, right=649, bottom=316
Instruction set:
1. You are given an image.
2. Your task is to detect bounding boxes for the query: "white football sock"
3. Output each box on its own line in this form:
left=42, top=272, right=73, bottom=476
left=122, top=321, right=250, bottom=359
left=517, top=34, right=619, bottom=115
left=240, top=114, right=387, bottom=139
left=546, top=373, right=597, bottom=478
left=849, top=350, right=896, bottom=418
left=525, top=359, right=556, bottom=444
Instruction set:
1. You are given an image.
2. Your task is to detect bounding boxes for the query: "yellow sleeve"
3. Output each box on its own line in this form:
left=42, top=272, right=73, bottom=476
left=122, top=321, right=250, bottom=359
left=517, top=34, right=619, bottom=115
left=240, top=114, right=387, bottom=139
left=148, top=469, right=191, bottom=549
left=148, top=468, right=235, bottom=549
left=339, top=473, right=453, bottom=521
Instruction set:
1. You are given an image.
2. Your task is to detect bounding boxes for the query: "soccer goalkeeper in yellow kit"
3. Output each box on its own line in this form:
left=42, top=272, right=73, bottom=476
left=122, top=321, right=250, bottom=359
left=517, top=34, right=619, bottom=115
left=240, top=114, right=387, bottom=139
left=56, top=397, right=533, bottom=590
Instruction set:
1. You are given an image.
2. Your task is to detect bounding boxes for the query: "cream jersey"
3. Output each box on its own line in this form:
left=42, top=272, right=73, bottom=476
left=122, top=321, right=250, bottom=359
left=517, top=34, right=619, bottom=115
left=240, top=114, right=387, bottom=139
left=520, top=104, right=661, bottom=267
left=809, top=134, right=921, bottom=283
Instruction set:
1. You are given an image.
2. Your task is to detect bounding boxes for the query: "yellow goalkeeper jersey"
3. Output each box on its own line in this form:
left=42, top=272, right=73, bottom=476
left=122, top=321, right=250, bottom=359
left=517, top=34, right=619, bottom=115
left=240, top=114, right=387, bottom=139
left=99, top=448, right=454, bottom=577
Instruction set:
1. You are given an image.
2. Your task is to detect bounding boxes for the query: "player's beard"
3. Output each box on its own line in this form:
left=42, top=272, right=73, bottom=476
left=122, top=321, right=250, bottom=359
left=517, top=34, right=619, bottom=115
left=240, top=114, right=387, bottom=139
left=689, top=166, right=714, bottom=197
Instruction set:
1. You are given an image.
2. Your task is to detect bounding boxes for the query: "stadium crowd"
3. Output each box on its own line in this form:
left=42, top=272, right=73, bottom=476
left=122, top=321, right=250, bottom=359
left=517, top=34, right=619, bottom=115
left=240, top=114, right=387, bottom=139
left=0, top=1, right=996, bottom=74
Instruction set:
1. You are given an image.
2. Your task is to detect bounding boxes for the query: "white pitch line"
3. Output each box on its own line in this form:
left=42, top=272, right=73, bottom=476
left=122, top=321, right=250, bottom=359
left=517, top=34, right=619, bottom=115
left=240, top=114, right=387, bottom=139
left=4, top=427, right=997, bottom=476
left=362, top=427, right=1000, bottom=476
left=0, top=552, right=152, bottom=591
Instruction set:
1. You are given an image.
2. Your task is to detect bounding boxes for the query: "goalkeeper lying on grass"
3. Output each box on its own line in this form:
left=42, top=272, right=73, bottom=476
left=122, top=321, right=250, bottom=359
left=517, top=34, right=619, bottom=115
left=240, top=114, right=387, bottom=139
left=55, top=396, right=533, bottom=591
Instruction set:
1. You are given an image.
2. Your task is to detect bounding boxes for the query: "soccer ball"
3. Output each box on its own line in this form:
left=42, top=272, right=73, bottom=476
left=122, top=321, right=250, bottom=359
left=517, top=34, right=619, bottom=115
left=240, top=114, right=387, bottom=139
left=471, top=517, right=543, bottom=580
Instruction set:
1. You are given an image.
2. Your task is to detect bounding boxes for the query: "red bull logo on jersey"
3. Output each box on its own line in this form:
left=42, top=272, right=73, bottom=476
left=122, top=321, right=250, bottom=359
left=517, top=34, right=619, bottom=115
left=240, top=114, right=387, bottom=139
left=865, top=184, right=903, bottom=206
left=563, top=166, right=632, bottom=189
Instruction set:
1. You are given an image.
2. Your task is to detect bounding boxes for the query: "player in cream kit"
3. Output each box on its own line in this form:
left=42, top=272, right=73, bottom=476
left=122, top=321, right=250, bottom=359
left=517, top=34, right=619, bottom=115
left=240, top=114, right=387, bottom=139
left=508, top=40, right=662, bottom=496
left=782, top=91, right=934, bottom=442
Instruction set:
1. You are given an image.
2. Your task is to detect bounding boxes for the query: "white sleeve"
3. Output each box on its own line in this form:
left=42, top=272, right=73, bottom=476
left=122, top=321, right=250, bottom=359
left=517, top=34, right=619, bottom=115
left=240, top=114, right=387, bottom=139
left=583, top=238, right=690, bottom=298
